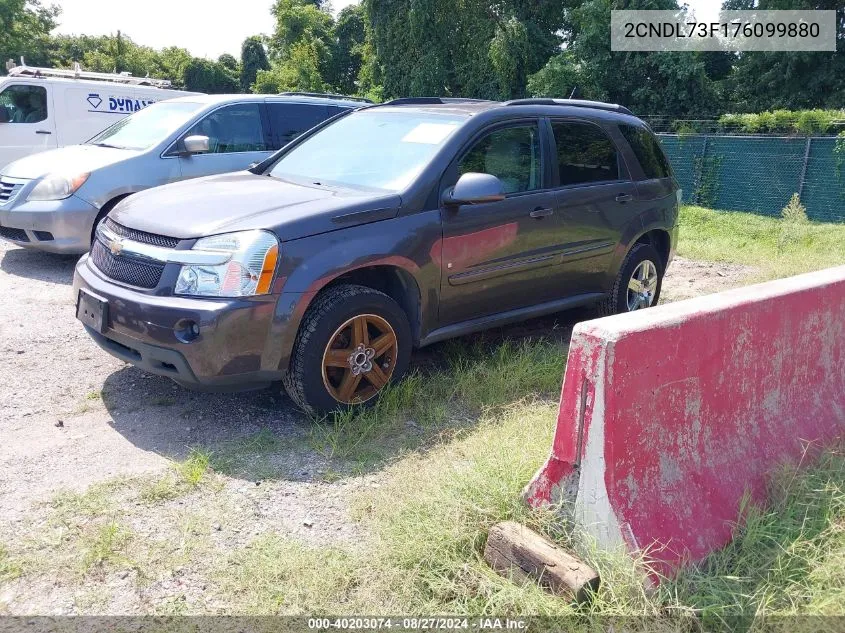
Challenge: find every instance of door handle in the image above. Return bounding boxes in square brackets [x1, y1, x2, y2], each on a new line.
[615, 193, 633, 203]
[530, 207, 554, 219]
[35, 130, 52, 135]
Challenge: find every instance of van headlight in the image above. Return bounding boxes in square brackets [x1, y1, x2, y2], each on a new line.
[27, 172, 90, 201]
[174, 230, 279, 297]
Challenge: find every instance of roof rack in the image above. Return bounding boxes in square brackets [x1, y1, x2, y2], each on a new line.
[384, 97, 492, 106]
[278, 91, 373, 104]
[5, 60, 173, 88]
[503, 98, 633, 116]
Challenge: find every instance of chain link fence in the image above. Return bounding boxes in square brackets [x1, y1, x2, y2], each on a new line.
[657, 134, 845, 222]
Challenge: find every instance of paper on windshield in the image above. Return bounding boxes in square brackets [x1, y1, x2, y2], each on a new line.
[401, 123, 459, 145]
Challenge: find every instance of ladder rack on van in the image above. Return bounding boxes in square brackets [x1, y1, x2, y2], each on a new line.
[5, 61, 173, 89]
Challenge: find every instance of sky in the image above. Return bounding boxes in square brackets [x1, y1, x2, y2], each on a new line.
[52, 0, 723, 61]
[52, 0, 360, 60]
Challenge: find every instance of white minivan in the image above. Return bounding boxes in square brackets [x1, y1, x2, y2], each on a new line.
[0, 62, 198, 169]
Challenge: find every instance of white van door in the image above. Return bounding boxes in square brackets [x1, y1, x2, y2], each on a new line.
[0, 82, 57, 170]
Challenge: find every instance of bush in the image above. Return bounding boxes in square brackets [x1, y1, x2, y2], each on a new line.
[716, 109, 845, 136]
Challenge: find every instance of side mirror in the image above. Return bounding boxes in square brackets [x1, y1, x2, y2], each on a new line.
[0, 107, 9, 123]
[443, 172, 506, 206]
[183, 135, 210, 154]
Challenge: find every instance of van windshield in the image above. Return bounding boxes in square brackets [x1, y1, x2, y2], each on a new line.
[268, 110, 466, 192]
[87, 101, 204, 151]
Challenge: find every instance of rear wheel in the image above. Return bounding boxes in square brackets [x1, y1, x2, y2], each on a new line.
[598, 243, 664, 316]
[283, 284, 412, 414]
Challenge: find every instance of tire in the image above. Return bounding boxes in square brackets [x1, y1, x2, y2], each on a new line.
[597, 242, 664, 317]
[283, 284, 412, 415]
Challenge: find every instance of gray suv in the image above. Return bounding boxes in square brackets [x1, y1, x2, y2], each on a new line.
[72, 97, 679, 413]
[0, 93, 365, 253]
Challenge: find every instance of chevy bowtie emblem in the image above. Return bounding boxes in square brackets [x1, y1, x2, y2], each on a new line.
[109, 238, 124, 256]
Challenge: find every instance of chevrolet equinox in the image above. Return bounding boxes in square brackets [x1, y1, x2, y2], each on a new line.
[73, 97, 679, 413]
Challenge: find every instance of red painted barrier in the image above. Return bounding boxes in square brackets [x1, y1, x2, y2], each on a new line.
[525, 266, 845, 572]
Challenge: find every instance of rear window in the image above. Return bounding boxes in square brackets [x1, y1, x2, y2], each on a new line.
[620, 124, 672, 180]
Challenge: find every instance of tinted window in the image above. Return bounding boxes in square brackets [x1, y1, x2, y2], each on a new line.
[268, 102, 330, 148]
[185, 103, 268, 154]
[459, 125, 541, 194]
[620, 124, 672, 179]
[0, 85, 47, 124]
[551, 121, 619, 186]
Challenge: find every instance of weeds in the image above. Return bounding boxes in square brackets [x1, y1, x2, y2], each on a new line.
[309, 338, 566, 468]
[679, 205, 845, 280]
[81, 521, 132, 573]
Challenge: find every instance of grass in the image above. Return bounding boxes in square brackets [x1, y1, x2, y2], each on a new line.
[139, 448, 213, 503]
[678, 205, 845, 281]
[310, 338, 567, 470]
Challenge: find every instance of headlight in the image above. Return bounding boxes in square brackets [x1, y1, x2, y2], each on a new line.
[27, 172, 90, 201]
[174, 230, 279, 297]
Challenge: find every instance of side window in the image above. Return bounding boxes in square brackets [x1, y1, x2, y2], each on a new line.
[620, 124, 672, 180]
[184, 103, 267, 154]
[458, 124, 541, 194]
[267, 103, 330, 149]
[0, 85, 48, 124]
[551, 121, 619, 187]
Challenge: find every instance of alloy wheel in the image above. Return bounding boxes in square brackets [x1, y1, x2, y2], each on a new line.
[321, 314, 398, 404]
[626, 260, 659, 311]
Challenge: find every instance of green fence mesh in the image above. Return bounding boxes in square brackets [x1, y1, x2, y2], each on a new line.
[657, 134, 845, 222]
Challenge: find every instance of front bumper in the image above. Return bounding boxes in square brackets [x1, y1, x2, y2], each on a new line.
[0, 195, 99, 254]
[73, 253, 294, 391]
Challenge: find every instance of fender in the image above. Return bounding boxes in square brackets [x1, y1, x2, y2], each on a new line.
[265, 210, 442, 373]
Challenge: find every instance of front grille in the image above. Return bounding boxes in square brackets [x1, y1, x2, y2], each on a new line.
[90, 239, 164, 289]
[104, 217, 179, 248]
[0, 178, 26, 205]
[0, 226, 29, 242]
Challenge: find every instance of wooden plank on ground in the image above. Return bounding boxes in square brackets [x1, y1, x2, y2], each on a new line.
[483, 521, 600, 604]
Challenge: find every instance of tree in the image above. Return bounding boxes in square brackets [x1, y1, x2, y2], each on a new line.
[0, 0, 59, 70]
[329, 3, 366, 95]
[217, 53, 239, 72]
[183, 58, 239, 93]
[528, 0, 722, 116]
[254, 41, 326, 93]
[363, 0, 564, 100]
[240, 36, 270, 92]
[721, 0, 845, 111]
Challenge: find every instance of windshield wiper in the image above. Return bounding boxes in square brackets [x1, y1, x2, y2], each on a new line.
[90, 142, 125, 149]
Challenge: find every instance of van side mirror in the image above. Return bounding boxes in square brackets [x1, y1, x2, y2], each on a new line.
[0, 107, 9, 123]
[183, 135, 210, 154]
[443, 172, 506, 206]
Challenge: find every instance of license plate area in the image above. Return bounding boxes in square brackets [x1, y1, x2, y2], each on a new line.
[76, 289, 109, 334]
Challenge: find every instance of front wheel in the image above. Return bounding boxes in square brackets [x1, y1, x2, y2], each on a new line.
[597, 243, 664, 316]
[283, 284, 412, 415]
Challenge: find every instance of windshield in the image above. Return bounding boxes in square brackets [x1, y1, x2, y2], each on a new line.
[268, 110, 466, 192]
[87, 101, 204, 151]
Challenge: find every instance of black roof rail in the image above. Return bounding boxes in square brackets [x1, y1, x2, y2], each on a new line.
[278, 91, 373, 104]
[384, 97, 492, 106]
[503, 98, 633, 116]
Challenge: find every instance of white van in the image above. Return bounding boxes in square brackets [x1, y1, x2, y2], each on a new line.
[0, 62, 199, 169]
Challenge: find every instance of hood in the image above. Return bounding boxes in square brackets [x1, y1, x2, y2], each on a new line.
[2, 145, 141, 179]
[110, 171, 402, 242]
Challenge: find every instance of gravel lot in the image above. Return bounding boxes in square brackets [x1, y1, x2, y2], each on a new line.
[0, 241, 754, 613]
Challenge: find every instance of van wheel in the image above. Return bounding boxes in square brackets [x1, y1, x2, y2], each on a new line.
[597, 243, 664, 316]
[283, 284, 412, 415]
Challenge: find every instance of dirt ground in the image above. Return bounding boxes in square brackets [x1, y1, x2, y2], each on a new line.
[0, 243, 754, 614]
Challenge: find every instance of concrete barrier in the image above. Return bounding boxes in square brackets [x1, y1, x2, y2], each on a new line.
[525, 265, 845, 573]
